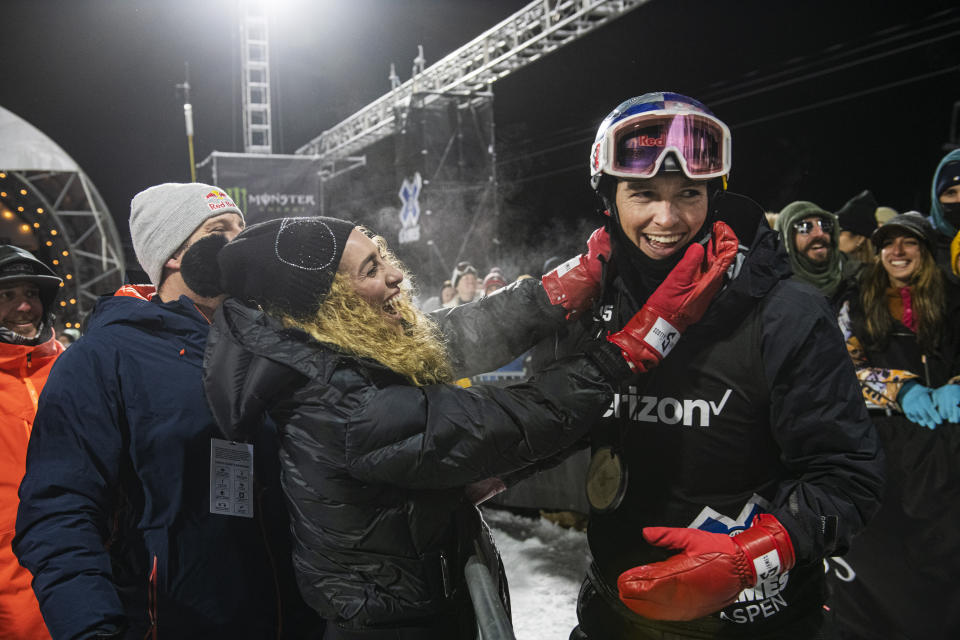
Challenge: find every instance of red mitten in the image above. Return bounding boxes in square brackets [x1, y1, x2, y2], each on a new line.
[617, 514, 796, 621]
[541, 226, 611, 319]
[607, 221, 738, 372]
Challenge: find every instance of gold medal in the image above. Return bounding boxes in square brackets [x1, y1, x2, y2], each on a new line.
[586, 446, 627, 512]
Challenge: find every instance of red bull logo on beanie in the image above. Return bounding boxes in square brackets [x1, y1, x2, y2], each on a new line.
[205, 189, 236, 212]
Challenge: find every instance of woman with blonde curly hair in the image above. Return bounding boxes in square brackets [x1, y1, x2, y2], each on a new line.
[195, 216, 733, 639]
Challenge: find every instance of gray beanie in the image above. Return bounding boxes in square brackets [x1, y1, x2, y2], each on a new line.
[129, 183, 244, 286]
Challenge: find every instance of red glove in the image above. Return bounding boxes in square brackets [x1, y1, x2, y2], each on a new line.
[618, 514, 796, 621]
[542, 226, 611, 319]
[607, 221, 738, 372]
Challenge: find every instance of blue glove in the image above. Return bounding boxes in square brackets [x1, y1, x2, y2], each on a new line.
[899, 381, 940, 429]
[931, 384, 960, 424]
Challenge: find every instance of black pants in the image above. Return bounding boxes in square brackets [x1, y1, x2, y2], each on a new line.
[322, 597, 476, 640]
[572, 578, 837, 640]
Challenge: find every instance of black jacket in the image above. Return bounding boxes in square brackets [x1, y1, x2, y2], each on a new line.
[203, 279, 629, 632]
[845, 277, 960, 389]
[569, 193, 885, 637]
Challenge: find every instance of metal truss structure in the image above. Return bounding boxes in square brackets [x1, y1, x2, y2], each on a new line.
[240, 1, 273, 153]
[1, 169, 125, 323]
[294, 0, 649, 165]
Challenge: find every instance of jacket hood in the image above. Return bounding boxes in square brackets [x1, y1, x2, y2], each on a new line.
[930, 148, 960, 236]
[698, 192, 792, 330]
[203, 298, 336, 441]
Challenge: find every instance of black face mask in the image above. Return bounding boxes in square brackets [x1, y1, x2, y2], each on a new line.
[180, 233, 229, 298]
[941, 201, 960, 230]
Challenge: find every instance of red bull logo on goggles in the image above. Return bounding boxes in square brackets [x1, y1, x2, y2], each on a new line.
[592, 110, 731, 181]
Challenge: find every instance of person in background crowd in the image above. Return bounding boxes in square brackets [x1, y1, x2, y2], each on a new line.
[481, 267, 507, 296]
[837, 211, 960, 428]
[440, 279, 455, 305]
[558, 92, 882, 640]
[831, 211, 960, 639]
[0, 245, 62, 640]
[875, 205, 897, 227]
[445, 261, 478, 307]
[835, 189, 878, 264]
[775, 200, 861, 310]
[928, 148, 960, 284]
[200, 215, 735, 639]
[418, 279, 454, 313]
[15, 184, 319, 639]
[55, 327, 79, 349]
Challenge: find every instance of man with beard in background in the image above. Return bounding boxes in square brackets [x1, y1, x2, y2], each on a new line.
[775, 200, 861, 310]
[558, 92, 884, 639]
[15, 184, 319, 639]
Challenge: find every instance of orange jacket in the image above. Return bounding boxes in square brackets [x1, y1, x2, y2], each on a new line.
[1, 333, 62, 640]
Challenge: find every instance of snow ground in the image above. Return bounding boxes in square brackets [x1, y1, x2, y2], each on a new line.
[482, 507, 590, 640]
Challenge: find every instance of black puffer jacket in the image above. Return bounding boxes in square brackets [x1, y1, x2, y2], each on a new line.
[203, 279, 628, 632]
[566, 193, 885, 637]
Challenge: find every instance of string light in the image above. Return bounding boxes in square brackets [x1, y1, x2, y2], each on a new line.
[36, 207, 43, 213]
[50, 229, 58, 236]
[33, 222, 40, 228]
[0, 191, 6, 198]
[19, 224, 30, 233]
[2, 211, 12, 219]
[0, 172, 6, 178]
[52, 259, 59, 265]
[65, 274, 73, 280]
[16, 206, 24, 212]
[19, 189, 27, 195]
[45, 241, 53, 247]
[69, 298, 76, 305]
[59, 301, 67, 307]
[65, 322, 72, 328]
[61, 250, 69, 256]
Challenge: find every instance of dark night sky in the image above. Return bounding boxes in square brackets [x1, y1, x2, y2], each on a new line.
[4, 0, 960, 282]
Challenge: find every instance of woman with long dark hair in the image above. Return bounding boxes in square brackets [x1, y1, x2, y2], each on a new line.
[832, 217, 960, 638]
[838, 211, 960, 428]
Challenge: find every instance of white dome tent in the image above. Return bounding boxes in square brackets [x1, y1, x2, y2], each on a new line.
[0, 105, 125, 327]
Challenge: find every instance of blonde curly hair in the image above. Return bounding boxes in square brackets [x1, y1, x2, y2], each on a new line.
[278, 233, 453, 386]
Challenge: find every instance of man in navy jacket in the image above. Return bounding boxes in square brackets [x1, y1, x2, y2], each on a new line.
[15, 183, 319, 639]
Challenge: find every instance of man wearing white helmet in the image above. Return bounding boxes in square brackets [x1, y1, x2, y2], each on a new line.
[561, 93, 884, 639]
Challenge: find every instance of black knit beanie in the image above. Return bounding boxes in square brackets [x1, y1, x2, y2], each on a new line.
[218, 216, 356, 318]
[835, 189, 878, 238]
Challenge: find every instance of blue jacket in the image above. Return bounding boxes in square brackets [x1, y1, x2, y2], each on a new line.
[930, 148, 960, 237]
[14, 291, 318, 639]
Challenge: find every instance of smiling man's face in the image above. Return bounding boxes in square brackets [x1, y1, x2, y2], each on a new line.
[0, 281, 43, 338]
[793, 216, 833, 265]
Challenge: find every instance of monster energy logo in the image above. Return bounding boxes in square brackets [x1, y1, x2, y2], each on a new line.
[224, 187, 247, 213]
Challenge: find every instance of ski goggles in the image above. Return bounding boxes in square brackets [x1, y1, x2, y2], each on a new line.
[792, 218, 834, 235]
[594, 110, 732, 180]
